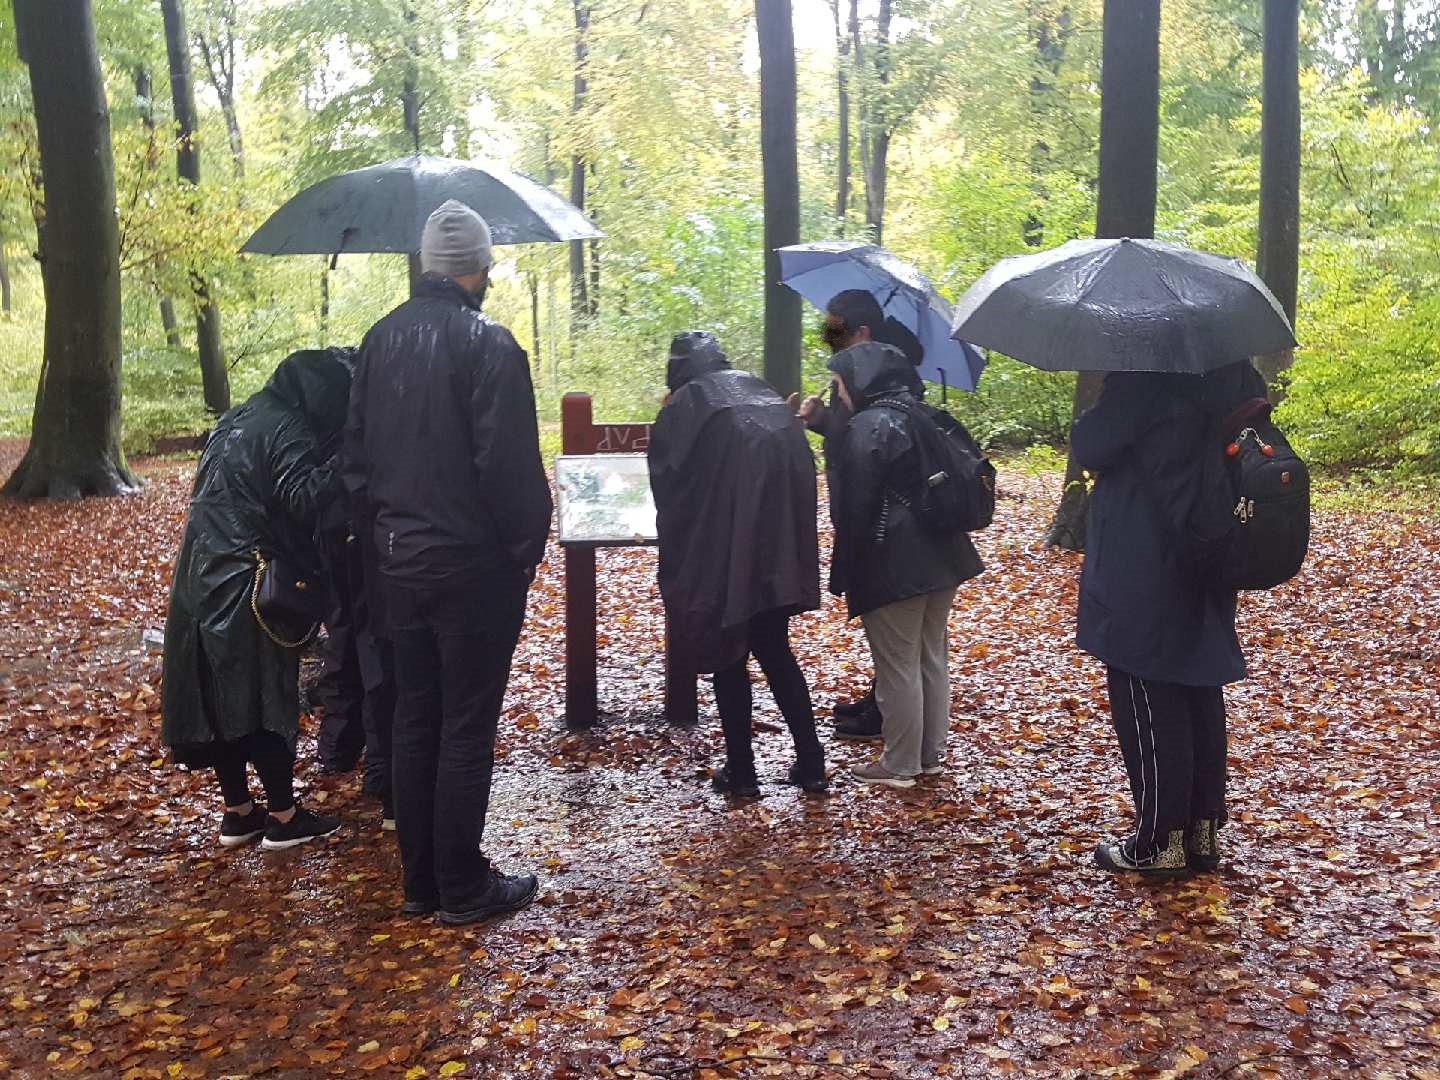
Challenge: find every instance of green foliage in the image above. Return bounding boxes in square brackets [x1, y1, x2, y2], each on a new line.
[0, 0, 1437, 478]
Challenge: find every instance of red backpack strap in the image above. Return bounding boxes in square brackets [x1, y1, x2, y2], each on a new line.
[1221, 397, 1273, 438]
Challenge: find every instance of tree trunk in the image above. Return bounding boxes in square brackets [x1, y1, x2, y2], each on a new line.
[5, 0, 138, 498]
[570, 0, 591, 325]
[136, 66, 183, 347]
[833, 0, 853, 227]
[319, 260, 330, 340]
[162, 0, 229, 415]
[755, 0, 803, 397]
[1045, 0, 1161, 550]
[1255, 0, 1300, 398]
[863, 0, 894, 244]
[587, 178, 600, 317]
[402, 0, 420, 152]
[529, 270, 542, 378]
[0, 246, 11, 316]
[193, 0, 245, 178]
[160, 296, 181, 347]
[1025, 1, 1074, 247]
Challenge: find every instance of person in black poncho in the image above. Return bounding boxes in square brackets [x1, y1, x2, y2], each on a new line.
[647, 332, 828, 797]
[161, 349, 352, 851]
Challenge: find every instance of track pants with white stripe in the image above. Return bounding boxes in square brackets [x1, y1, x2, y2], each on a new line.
[1106, 668, 1227, 857]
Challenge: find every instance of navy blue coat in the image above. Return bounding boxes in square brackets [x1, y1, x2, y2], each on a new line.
[1073, 363, 1263, 687]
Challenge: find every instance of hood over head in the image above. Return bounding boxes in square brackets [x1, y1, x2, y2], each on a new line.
[264, 347, 354, 443]
[666, 330, 731, 392]
[827, 341, 916, 407]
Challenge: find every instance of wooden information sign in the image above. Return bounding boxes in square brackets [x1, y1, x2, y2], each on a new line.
[559, 392, 698, 729]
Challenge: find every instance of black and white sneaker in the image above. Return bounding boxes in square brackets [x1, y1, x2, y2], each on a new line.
[219, 805, 268, 848]
[259, 805, 342, 851]
[1094, 829, 1188, 878]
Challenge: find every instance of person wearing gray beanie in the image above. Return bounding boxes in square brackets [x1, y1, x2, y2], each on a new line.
[419, 199, 494, 292]
[347, 193, 552, 925]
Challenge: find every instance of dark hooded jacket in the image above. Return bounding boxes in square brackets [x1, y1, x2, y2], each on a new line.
[647, 337, 820, 673]
[345, 275, 553, 587]
[827, 342, 983, 619]
[1073, 360, 1266, 686]
[161, 349, 352, 761]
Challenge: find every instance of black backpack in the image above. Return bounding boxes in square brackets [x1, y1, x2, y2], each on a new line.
[873, 398, 996, 535]
[1173, 397, 1310, 590]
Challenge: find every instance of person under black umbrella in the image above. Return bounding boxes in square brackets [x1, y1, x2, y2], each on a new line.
[648, 332, 828, 798]
[345, 201, 553, 922]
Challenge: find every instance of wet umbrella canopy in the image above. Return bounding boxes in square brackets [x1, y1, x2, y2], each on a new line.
[777, 241, 987, 391]
[242, 154, 602, 255]
[949, 237, 1297, 374]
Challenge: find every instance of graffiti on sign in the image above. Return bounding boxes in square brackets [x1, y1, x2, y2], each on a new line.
[596, 424, 650, 453]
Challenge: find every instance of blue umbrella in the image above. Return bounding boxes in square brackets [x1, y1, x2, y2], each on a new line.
[777, 241, 987, 392]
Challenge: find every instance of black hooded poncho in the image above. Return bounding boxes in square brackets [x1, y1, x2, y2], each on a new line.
[161, 349, 352, 764]
[647, 338, 820, 673]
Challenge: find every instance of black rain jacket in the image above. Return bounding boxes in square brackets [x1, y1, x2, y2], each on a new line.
[161, 349, 351, 761]
[1073, 361, 1264, 686]
[648, 351, 820, 672]
[827, 342, 983, 619]
[345, 275, 553, 586]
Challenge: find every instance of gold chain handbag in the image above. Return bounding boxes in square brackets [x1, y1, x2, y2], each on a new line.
[250, 548, 323, 649]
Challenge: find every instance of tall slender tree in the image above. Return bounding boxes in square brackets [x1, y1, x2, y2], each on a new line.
[134, 66, 183, 348]
[1255, 0, 1300, 396]
[193, 0, 245, 179]
[570, 0, 592, 323]
[161, 0, 230, 415]
[756, 0, 802, 397]
[5, 0, 138, 498]
[831, 0, 855, 227]
[1045, 0, 1161, 550]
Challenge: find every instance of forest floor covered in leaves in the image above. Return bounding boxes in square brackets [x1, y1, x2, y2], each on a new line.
[1, 442, 1437, 1079]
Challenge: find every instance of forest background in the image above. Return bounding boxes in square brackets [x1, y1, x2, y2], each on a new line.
[0, 0, 1436, 476]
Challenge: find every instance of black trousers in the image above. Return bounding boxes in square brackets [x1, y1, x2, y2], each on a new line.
[1107, 667, 1227, 858]
[359, 634, 396, 803]
[212, 731, 296, 813]
[385, 570, 529, 908]
[316, 534, 367, 770]
[712, 610, 824, 784]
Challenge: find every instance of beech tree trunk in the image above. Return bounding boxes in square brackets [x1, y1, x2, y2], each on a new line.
[1045, 0, 1161, 550]
[162, 0, 230, 415]
[756, 0, 803, 397]
[833, 0, 853, 226]
[570, 0, 591, 325]
[5, 0, 139, 498]
[1255, 0, 1301, 397]
[0, 246, 11, 316]
[194, 0, 245, 178]
[135, 67, 184, 348]
[863, 0, 894, 245]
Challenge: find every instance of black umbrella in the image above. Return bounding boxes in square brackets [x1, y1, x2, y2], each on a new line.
[242, 154, 602, 256]
[949, 238, 1297, 374]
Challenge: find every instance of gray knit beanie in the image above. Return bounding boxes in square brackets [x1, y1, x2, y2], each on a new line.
[420, 199, 494, 277]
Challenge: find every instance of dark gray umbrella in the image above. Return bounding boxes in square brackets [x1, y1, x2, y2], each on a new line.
[949, 238, 1297, 374]
[242, 154, 602, 255]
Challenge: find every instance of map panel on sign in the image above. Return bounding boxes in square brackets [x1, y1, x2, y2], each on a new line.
[555, 454, 658, 545]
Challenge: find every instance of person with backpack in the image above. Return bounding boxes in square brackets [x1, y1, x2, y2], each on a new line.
[793, 290, 928, 742]
[826, 342, 985, 788]
[1073, 359, 1275, 876]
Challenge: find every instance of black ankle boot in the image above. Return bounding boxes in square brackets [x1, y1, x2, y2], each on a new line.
[710, 765, 760, 798]
[1094, 829, 1188, 877]
[1186, 819, 1220, 872]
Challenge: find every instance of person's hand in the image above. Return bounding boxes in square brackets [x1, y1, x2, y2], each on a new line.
[787, 393, 827, 430]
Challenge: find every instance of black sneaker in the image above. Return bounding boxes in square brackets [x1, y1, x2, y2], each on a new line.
[787, 762, 830, 795]
[219, 805, 267, 848]
[1186, 818, 1220, 872]
[710, 765, 761, 798]
[1094, 829, 1188, 878]
[437, 871, 539, 926]
[401, 897, 438, 916]
[833, 688, 876, 719]
[833, 709, 883, 742]
[259, 805, 342, 851]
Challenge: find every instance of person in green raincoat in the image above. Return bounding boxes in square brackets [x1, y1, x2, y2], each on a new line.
[161, 348, 352, 851]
